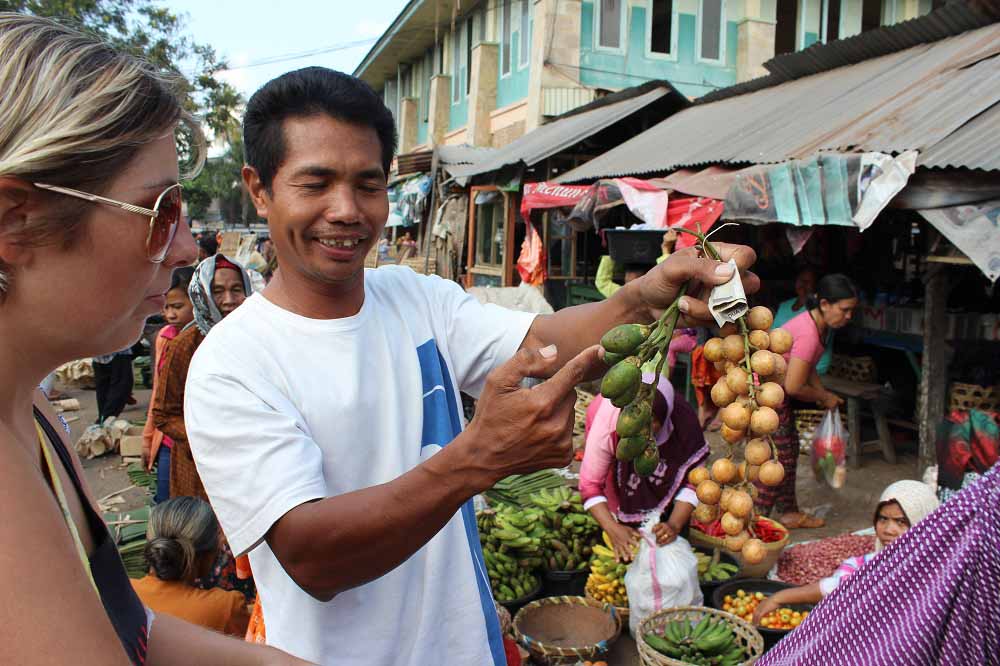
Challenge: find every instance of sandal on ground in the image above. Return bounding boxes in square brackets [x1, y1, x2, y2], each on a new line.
[778, 512, 825, 529]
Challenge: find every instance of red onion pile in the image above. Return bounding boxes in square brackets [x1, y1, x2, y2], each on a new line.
[777, 534, 876, 585]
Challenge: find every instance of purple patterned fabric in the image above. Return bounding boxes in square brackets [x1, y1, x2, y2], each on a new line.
[759, 462, 1000, 665]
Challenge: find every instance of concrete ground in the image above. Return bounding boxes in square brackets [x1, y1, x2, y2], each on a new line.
[54, 380, 920, 665]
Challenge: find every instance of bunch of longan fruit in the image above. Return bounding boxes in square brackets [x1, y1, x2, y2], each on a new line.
[686, 306, 791, 564]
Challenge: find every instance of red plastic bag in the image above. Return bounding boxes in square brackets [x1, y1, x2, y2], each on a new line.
[811, 409, 848, 488]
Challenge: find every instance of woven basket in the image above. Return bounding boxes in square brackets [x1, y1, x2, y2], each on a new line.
[513, 595, 622, 665]
[829, 354, 876, 383]
[495, 600, 512, 636]
[689, 518, 790, 578]
[949, 382, 1000, 412]
[584, 587, 630, 624]
[637, 606, 764, 666]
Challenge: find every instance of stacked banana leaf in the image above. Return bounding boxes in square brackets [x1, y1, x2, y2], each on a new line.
[484, 470, 568, 508]
[127, 463, 157, 491]
[104, 505, 151, 579]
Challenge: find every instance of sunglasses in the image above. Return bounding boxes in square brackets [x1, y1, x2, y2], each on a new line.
[33, 182, 183, 263]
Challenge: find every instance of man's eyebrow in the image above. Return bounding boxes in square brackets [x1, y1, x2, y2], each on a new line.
[289, 166, 336, 179]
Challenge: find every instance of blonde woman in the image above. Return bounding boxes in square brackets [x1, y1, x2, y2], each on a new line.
[0, 13, 309, 666]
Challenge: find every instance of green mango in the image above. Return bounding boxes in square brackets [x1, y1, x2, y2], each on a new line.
[616, 435, 648, 462]
[600, 323, 651, 355]
[610, 378, 642, 408]
[634, 445, 660, 476]
[600, 357, 642, 399]
[616, 399, 651, 437]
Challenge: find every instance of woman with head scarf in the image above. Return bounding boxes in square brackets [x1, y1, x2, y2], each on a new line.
[152, 254, 252, 499]
[752, 479, 940, 623]
[756, 464, 999, 666]
[579, 374, 709, 561]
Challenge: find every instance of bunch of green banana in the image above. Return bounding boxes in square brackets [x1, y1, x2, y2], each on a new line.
[585, 538, 629, 606]
[644, 616, 747, 666]
[478, 506, 547, 602]
[600, 321, 681, 476]
[528, 486, 601, 571]
[695, 549, 740, 583]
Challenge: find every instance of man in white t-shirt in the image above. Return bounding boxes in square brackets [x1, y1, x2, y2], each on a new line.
[184, 67, 758, 666]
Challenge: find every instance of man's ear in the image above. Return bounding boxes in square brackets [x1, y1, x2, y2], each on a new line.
[242, 166, 270, 219]
[0, 177, 39, 267]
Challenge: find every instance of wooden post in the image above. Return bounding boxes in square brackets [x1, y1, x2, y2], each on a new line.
[917, 262, 949, 473]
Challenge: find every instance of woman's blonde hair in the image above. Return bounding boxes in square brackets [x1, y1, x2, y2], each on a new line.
[0, 12, 206, 296]
[144, 497, 219, 582]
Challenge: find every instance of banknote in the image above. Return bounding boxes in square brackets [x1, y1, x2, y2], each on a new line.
[709, 258, 748, 326]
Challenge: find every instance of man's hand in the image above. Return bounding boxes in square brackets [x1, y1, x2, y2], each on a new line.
[464, 344, 603, 485]
[633, 242, 760, 327]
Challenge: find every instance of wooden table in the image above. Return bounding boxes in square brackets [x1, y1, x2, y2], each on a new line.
[823, 376, 896, 468]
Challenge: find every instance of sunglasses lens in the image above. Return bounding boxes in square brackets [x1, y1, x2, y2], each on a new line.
[148, 186, 182, 262]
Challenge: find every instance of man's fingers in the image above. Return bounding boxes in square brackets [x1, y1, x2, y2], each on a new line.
[489, 345, 561, 389]
[708, 242, 757, 273]
[535, 345, 603, 400]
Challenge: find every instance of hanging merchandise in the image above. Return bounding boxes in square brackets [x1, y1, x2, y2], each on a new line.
[723, 151, 916, 230]
[919, 200, 1000, 283]
[516, 221, 546, 286]
[519, 182, 591, 221]
[387, 174, 433, 228]
[666, 197, 725, 249]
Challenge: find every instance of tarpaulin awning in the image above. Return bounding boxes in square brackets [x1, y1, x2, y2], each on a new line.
[919, 200, 1000, 282]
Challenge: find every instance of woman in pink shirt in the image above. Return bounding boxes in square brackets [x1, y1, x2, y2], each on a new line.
[580, 374, 709, 561]
[757, 274, 858, 529]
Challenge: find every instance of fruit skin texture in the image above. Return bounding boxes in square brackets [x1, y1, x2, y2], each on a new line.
[616, 400, 651, 437]
[747, 306, 774, 331]
[725, 531, 750, 552]
[721, 512, 745, 536]
[600, 357, 641, 400]
[711, 380, 737, 407]
[768, 328, 793, 355]
[750, 406, 780, 435]
[750, 350, 776, 376]
[741, 538, 767, 564]
[688, 466, 711, 486]
[721, 402, 751, 430]
[600, 323, 650, 354]
[748, 329, 770, 350]
[759, 460, 785, 487]
[712, 458, 738, 484]
[727, 491, 754, 518]
[703, 337, 725, 363]
[697, 479, 722, 505]
[634, 446, 660, 476]
[726, 367, 750, 396]
[745, 438, 772, 465]
[721, 424, 745, 444]
[616, 435, 648, 462]
[757, 382, 785, 408]
[722, 334, 746, 363]
[693, 502, 719, 523]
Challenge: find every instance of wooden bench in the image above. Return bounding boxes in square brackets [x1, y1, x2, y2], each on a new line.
[823, 375, 896, 468]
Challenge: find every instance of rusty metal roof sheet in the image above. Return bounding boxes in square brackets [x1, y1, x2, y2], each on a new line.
[555, 23, 1000, 183]
[445, 83, 686, 182]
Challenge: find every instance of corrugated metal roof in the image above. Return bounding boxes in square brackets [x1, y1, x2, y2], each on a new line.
[435, 144, 496, 167]
[699, 0, 1000, 105]
[556, 23, 1000, 183]
[445, 85, 679, 181]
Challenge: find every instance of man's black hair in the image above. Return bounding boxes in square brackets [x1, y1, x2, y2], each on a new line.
[243, 67, 397, 190]
[198, 236, 218, 256]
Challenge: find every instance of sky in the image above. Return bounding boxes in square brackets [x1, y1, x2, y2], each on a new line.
[166, 0, 409, 99]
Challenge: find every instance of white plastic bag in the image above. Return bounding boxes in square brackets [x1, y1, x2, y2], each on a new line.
[811, 409, 848, 488]
[625, 517, 703, 637]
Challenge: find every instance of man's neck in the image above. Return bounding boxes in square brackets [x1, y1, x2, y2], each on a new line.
[262, 269, 366, 320]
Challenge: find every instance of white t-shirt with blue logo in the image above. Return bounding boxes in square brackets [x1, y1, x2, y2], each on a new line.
[184, 266, 535, 666]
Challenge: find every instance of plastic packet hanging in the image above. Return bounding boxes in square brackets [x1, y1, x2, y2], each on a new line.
[811, 409, 848, 488]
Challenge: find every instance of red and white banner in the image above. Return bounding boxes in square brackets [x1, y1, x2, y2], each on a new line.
[519, 182, 591, 220]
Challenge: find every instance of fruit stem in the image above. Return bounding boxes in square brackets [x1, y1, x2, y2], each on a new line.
[738, 318, 757, 401]
[647, 285, 688, 440]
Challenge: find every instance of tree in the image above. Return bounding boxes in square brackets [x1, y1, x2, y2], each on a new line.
[2, 0, 244, 152]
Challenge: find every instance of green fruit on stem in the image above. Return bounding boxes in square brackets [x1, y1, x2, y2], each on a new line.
[616, 435, 648, 462]
[616, 399, 651, 437]
[600, 323, 652, 355]
[601, 357, 642, 399]
[634, 445, 660, 476]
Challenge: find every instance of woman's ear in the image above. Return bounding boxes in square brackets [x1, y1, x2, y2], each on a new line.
[0, 177, 38, 267]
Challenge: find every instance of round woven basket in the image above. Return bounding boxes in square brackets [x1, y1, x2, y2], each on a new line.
[513, 595, 622, 665]
[495, 600, 512, 636]
[636, 606, 764, 666]
[689, 518, 789, 578]
[584, 588, 630, 623]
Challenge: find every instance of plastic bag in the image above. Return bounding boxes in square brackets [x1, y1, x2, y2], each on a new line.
[624, 516, 702, 637]
[812, 409, 848, 488]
